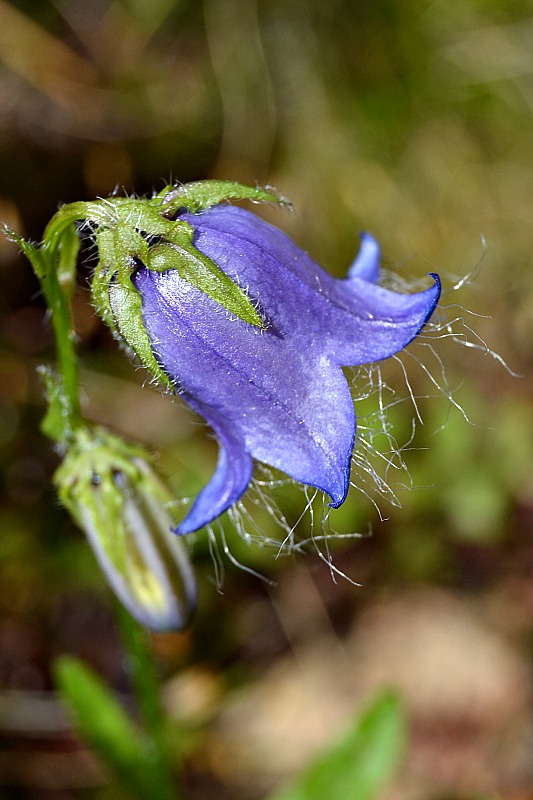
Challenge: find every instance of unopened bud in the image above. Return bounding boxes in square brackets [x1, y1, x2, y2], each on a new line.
[55, 427, 197, 631]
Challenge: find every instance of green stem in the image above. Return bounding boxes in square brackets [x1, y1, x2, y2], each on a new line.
[117, 605, 181, 800]
[43, 276, 81, 439]
[37, 220, 83, 445]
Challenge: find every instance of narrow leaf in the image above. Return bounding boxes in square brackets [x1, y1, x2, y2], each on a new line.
[55, 656, 168, 800]
[266, 690, 406, 800]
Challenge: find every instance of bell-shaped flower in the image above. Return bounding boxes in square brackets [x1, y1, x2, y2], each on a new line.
[129, 203, 440, 534]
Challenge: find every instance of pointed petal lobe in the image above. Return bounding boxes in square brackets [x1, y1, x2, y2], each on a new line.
[347, 232, 380, 282]
[175, 412, 253, 534]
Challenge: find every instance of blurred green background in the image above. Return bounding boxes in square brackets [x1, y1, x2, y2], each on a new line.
[1, 0, 533, 798]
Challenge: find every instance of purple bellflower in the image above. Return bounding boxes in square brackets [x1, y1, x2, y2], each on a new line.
[130, 202, 440, 534]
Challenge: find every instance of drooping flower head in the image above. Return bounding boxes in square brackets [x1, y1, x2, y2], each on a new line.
[91, 181, 440, 535]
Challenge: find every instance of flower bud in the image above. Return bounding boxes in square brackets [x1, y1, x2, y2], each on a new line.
[55, 427, 197, 631]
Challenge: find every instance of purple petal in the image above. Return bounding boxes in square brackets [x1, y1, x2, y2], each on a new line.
[175, 411, 253, 535]
[323, 273, 441, 364]
[135, 268, 357, 531]
[180, 207, 440, 364]
[347, 232, 380, 282]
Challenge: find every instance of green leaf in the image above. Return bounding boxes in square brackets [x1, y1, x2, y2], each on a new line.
[266, 691, 406, 800]
[55, 656, 177, 800]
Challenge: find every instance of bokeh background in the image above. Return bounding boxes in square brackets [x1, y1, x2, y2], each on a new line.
[1, 0, 533, 798]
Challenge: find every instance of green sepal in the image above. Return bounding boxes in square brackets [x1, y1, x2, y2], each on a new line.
[55, 427, 148, 571]
[149, 222, 264, 328]
[108, 278, 175, 392]
[42, 198, 168, 261]
[91, 226, 175, 392]
[159, 179, 290, 215]
[91, 229, 119, 333]
[108, 197, 175, 237]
